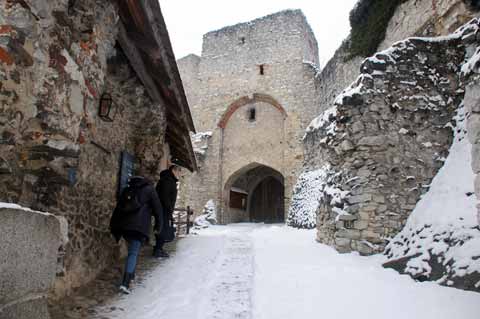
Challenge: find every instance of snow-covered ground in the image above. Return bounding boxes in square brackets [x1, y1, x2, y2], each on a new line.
[97, 224, 480, 319]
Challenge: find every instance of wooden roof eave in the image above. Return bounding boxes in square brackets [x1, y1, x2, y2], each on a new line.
[116, 0, 197, 172]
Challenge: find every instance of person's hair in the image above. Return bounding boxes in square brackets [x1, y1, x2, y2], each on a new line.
[169, 164, 180, 171]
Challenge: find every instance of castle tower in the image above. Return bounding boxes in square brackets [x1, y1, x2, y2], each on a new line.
[177, 10, 320, 223]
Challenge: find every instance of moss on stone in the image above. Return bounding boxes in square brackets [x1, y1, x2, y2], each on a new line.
[346, 0, 407, 60]
[463, 0, 480, 10]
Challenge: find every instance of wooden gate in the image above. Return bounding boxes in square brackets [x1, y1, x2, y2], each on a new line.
[249, 177, 284, 223]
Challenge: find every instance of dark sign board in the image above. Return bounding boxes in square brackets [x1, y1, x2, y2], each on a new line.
[118, 151, 135, 197]
[68, 168, 77, 186]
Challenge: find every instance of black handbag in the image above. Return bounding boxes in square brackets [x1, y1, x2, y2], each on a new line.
[162, 220, 176, 242]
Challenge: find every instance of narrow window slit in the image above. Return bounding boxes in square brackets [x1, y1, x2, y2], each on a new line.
[248, 108, 256, 121]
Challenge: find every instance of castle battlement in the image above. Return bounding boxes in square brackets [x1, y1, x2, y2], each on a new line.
[200, 9, 319, 66]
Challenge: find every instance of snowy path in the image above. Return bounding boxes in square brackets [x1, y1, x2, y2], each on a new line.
[97, 224, 480, 319]
[98, 224, 254, 319]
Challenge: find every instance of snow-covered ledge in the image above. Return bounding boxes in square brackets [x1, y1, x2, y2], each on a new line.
[0, 203, 68, 319]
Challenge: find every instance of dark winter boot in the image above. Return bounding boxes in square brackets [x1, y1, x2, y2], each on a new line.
[119, 272, 134, 294]
[153, 248, 169, 258]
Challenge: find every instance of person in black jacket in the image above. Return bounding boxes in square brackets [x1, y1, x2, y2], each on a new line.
[153, 164, 181, 258]
[110, 175, 163, 294]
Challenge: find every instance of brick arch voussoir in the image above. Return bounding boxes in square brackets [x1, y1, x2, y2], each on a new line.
[218, 93, 287, 128]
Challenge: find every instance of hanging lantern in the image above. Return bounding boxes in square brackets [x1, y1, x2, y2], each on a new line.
[99, 93, 114, 122]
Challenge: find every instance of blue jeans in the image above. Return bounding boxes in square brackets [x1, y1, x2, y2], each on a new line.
[124, 239, 142, 274]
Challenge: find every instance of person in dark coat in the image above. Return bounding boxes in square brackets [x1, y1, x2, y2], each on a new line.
[153, 164, 181, 258]
[110, 175, 163, 294]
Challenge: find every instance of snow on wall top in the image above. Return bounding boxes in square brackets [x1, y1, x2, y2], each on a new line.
[0, 202, 69, 244]
[305, 17, 480, 138]
[0, 202, 52, 217]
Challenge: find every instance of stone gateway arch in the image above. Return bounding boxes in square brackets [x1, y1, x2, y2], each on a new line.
[176, 10, 321, 223]
[218, 96, 286, 223]
[224, 163, 285, 223]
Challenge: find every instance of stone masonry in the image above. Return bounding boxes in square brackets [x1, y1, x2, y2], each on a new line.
[0, 0, 191, 298]
[177, 10, 321, 223]
[314, 0, 476, 136]
[289, 0, 478, 244]
[296, 1, 479, 257]
[0, 205, 67, 319]
[178, 1, 477, 225]
[284, 0, 480, 290]
[305, 33, 465, 254]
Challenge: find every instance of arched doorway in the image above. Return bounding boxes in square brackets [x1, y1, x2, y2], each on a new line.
[249, 176, 285, 223]
[222, 163, 285, 224]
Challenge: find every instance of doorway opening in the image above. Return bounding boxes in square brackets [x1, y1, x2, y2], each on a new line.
[249, 176, 284, 223]
[224, 163, 285, 223]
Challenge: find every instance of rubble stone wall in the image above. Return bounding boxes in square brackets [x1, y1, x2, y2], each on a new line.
[290, 0, 478, 239]
[305, 34, 464, 254]
[312, 0, 476, 140]
[464, 55, 480, 225]
[0, 0, 168, 297]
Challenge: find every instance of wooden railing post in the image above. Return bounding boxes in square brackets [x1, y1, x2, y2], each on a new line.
[186, 206, 191, 234]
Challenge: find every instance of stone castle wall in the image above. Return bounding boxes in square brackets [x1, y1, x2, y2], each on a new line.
[311, 0, 476, 141]
[379, 0, 474, 51]
[292, 0, 479, 254]
[178, 1, 479, 227]
[465, 74, 480, 226]
[0, 0, 169, 297]
[305, 35, 464, 254]
[177, 10, 321, 222]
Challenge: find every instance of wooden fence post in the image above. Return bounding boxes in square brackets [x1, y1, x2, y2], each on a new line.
[186, 206, 191, 234]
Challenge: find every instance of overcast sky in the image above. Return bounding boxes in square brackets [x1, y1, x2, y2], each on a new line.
[160, 0, 358, 67]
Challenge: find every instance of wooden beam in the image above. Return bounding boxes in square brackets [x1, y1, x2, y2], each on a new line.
[166, 129, 188, 150]
[117, 0, 197, 171]
[165, 108, 188, 128]
[166, 128, 192, 158]
[139, 0, 197, 173]
[126, 0, 147, 33]
[166, 138, 194, 170]
[125, 30, 161, 60]
[139, 0, 195, 131]
[117, 21, 165, 106]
